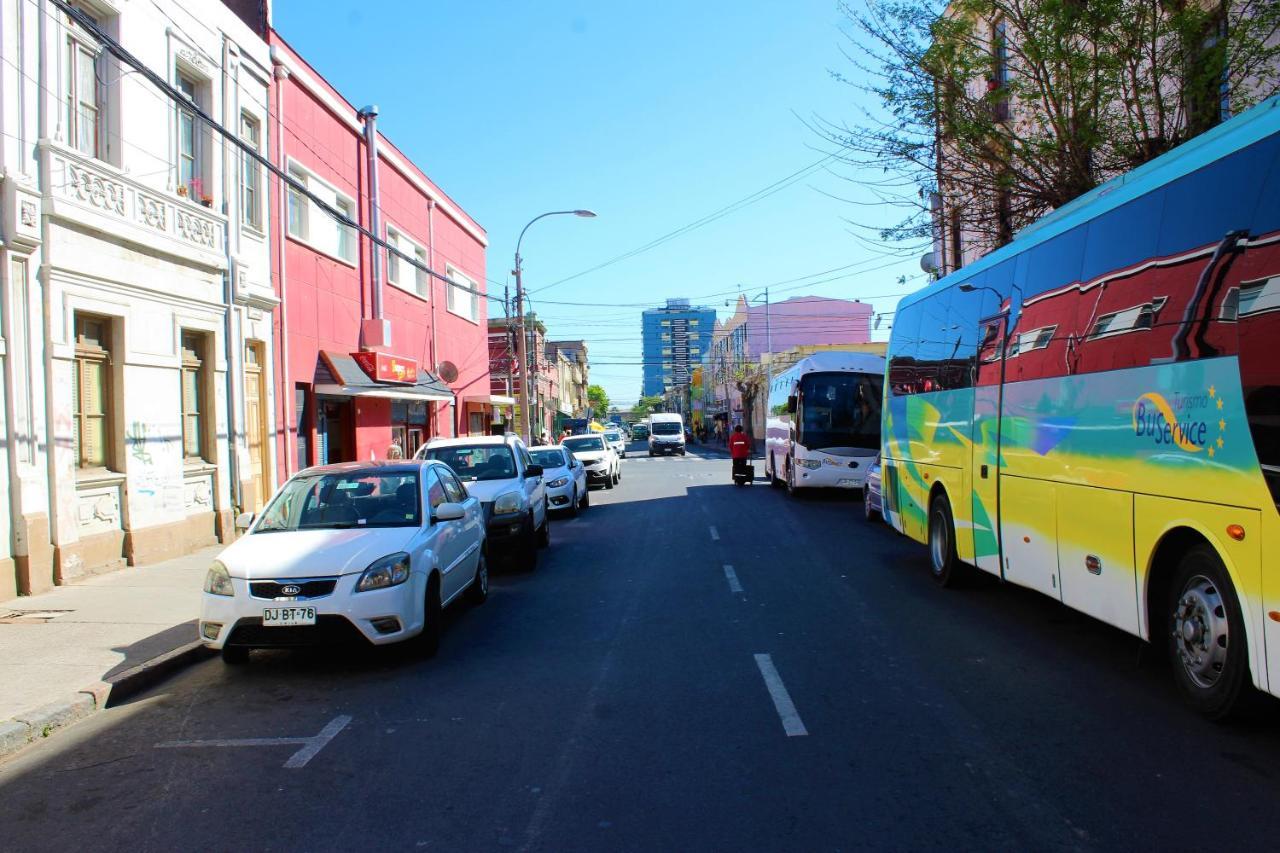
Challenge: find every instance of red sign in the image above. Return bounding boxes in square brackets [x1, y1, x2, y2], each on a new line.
[351, 351, 419, 384]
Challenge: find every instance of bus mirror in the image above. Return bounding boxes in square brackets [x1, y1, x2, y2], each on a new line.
[787, 396, 797, 414]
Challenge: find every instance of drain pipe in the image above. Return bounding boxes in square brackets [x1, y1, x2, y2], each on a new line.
[427, 199, 448, 435]
[271, 54, 295, 475]
[358, 105, 389, 350]
[220, 37, 243, 520]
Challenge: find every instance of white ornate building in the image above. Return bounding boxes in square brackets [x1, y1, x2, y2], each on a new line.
[0, 0, 278, 598]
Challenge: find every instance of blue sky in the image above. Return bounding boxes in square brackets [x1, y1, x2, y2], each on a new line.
[275, 0, 925, 405]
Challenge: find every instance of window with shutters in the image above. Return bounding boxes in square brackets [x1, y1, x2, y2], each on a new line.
[65, 4, 113, 162]
[73, 314, 113, 471]
[240, 112, 263, 231]
[180, 331, 208, 462]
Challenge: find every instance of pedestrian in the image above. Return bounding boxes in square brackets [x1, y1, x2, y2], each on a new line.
[539, 430, 550, 446]
[559, 428, 571, 442]
[728, 424, 750, 479]
[386, 442, 404, 460]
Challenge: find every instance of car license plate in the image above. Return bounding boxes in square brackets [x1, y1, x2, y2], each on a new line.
[262, 606, 316, 627]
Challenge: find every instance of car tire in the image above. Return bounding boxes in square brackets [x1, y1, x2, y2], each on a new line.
[569, 488, 580, 517]
[928, 492, 966, 587]
[537, 505, 551, 548]
[581, 488, 590, 508]
[467, 550, 489, 605]
[221, 645, 249, 665]
[417, 574, 442, 657]
[518, 519, 538, 572]
[605, 474, 614, 490]
[864, 491, 880, 522]
[1167, 544, 1251, 720]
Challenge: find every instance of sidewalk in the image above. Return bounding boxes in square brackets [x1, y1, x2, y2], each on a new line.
[0, 546, 219, 760]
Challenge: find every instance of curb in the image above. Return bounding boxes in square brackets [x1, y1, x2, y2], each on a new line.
[0, 639, 214, 764]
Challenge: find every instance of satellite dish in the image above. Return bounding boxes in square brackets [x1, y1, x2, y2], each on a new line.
[436, 360, 459, 383]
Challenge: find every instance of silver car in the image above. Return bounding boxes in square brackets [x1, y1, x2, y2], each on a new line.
[604, 429, 627, 459]
[530, 445, 589, 516]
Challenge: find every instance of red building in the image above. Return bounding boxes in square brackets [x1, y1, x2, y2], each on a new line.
[267, 36, 494, 478]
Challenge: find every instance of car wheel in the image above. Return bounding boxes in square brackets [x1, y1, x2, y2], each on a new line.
[1167, 544, 1251, 719]
[569, 488, 580, 517]
[221, 645, 249, 665]
[518, 518, 538, 571]
[928, 492, 966, 587]
[581, 488, 590, 508]
[537, 504, 551, 548]
[417, 574, 442, 657]
[467, 549, 489, 605]
[605, 473, 614, 490]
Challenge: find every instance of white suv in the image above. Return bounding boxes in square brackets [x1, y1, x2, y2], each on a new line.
[419, 435, 549, 570]
[563, 433, 620, 489]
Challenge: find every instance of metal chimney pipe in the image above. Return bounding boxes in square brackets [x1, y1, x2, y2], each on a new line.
[358, 105, 388, 347]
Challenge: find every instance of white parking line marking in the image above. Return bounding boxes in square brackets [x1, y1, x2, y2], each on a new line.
[753, 654, 808, 737]
[709, 525, 720, 541]
[155, 714, 353, 768]
[723, 565, 744, 594]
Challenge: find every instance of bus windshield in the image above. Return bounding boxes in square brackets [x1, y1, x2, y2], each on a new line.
[799, 372, 882, 451]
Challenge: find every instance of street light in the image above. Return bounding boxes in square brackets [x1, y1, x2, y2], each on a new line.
[513, 210, 597, 443]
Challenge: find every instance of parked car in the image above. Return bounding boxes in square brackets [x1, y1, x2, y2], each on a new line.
[530, 445, 588, 515]
[864, 454, 883, 522]
[200, 460, 487, 664]
[419, 435, 549, 570]
[604, 428, 627, 459]
[631, 423, 649, 441]
[563, 433, 620, 488]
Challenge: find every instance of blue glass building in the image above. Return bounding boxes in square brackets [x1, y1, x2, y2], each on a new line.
[642, 299, 718, 397]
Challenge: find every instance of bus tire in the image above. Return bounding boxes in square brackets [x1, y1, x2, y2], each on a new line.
[1166, 545, 1251, 720]
[928, 493, 964, 587]
[785, 460, 799, 498]
[769, 453, 782, 488]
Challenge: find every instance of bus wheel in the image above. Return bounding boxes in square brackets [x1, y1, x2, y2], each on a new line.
[785, 461, 799, 497]
[1167, 546, 1250, 720]
[769, 454, 782, 488]
[928, 493, 963, 587]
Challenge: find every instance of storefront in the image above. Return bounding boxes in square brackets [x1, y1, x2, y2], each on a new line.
[462, 394, 516, 436]
[298, 351, 453, 465]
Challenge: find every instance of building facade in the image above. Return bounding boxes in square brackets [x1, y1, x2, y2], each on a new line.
[266, 34, 491, 473]
[641, 298, 715, 398]
[0, 0, 278, 598]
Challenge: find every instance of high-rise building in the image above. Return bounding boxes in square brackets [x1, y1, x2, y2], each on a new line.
[641, 299, 717, 398]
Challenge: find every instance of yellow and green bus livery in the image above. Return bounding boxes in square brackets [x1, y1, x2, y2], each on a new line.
[882, 95, 1280, 718]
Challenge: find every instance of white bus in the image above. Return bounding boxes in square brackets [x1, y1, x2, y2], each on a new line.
[764, 351, 885, 495]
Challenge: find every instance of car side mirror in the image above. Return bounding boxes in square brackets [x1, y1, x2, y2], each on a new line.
[525, 464, 543, 478]
[235, 512, 254, 530]
[433, 502, 465, 522]
[787, 395, 797, 414]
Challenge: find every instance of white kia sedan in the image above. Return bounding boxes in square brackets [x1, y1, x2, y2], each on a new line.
[530, 445, 588, 515]
[200, 460, 486, 664]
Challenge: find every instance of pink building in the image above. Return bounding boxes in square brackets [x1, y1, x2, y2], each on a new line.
[733, 295, 874, 358]
[267, 35, 493, 479]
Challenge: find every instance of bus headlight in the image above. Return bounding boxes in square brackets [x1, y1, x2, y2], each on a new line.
[797, 459, 822, 470]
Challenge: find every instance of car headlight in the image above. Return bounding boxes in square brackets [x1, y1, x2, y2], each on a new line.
[204, 561, 234, 596]
[547, 476, 569, 488]
[797, 459, 823, 470]
[356, 552, 411, 592]
[493, 491, 524, 515]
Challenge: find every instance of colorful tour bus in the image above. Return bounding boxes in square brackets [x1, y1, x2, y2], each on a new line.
[765, 351, 885, 494]
[881, 96, 1280, 717]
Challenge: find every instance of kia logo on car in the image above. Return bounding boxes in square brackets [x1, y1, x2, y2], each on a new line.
[280, 584, 302, 597]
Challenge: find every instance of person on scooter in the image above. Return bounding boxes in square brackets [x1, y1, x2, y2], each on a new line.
[729, 424, 751, 479]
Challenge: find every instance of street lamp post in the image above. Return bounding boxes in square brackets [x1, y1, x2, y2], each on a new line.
[513, 209, 596, 443]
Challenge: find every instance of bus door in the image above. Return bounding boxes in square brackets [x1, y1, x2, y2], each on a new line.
[970, 315, 1006, 577]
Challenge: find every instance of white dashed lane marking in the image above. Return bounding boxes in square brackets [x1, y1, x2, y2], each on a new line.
[754, 655, 808, 737]
[723, 565, 744, 594]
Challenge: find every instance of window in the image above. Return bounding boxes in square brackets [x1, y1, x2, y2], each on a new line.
[425, 470, 447, 512]
[661, 320, 671, 326]
[386, 227, 403, 284]
[287, 167, 307, 238]
[689, 319, 700, 327]
[286, 161, 357, 263]
[73, 314, 112, 470]
[176, 71, 205, 200]
[415, 248, 430, 298]
[65, 6, 110, 160]
[441, 470, 467, 504]
[335, 198, 355, 262]
[446, 266, 479, 321]
[240, 113, 262, 230]
[180, 331, 208, 462]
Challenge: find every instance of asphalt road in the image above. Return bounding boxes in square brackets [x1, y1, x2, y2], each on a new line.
[5, 442, 1280, 851]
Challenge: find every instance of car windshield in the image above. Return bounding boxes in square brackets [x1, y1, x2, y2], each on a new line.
[564, 436, 605, 452]
[426, 445, 518, 482]
[652, 422, 681, 435]
[605, 432, 622, 441]
[530, 449, 568, 469]
[254, 470, 421, 531]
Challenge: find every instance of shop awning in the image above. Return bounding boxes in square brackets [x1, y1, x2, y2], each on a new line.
[316, 351, 454, 403]
[463, 394, 517, 406]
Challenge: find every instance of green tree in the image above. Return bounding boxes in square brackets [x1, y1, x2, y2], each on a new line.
[821, 0, 1280, 255]
[587, 384, 610, 419]
[632, 395, 664, 420]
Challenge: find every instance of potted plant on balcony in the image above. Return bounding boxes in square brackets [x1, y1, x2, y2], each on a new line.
[176, 184, 189, 198]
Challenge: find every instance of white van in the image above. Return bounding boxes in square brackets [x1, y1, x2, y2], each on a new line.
[648, 413, 686, 456]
